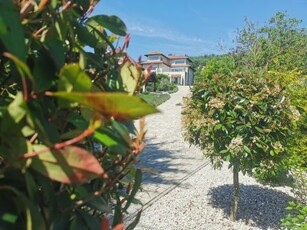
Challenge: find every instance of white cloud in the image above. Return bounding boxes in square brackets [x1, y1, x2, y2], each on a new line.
[123, 18, 231, 56]
[126, 20, 215, 47]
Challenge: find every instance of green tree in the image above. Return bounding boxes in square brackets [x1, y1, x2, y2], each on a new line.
[156, 74, 177, 93]
[183, 69, 293, 221]
[190, 55, 232, 83]
[0, 0, 157, 229]
[234, 12, 307, 74]
[183, 12, 306, 221]
[235, 12, 307, 228]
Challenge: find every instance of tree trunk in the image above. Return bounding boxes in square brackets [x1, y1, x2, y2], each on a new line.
[230, 163, 239, 221]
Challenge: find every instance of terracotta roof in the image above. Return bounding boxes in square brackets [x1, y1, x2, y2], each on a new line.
[168, 55, 192, 63]
[144, 51, 192, 61]
[144, 51, 162, 56]
[144, 51, 168, 59]
[167, 55, 188, 59]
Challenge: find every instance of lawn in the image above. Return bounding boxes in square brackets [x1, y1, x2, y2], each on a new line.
[140, 93, 171, 106]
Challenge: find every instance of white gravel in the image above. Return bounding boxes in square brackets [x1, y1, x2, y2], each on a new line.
[127, 86, 294, 230]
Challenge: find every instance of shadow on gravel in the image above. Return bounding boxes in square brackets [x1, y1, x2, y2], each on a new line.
[208, 184, 293, 229]
[136, 142, 192, 186]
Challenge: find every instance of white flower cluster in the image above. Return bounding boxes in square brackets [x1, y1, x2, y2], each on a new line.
[272, 141, 284, 152]
[227, 136, 244, 152]
[208, 97, 225, 109]
[289, 105, 301, 121]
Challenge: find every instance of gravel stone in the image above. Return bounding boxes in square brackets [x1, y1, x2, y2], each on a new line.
[126, 86, 294, 230]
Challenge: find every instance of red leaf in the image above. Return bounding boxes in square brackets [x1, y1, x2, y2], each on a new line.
[100, 217, 109, 230]
[31, 145, 105, 184]
[113, 223, 124, 230]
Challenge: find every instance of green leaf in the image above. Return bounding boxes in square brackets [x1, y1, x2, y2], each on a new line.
[270, 150, 275, 156]
[78, 211, 100, 230]
[243, 145, 251, 154]
[111, 119, 131, 146]
[44, 39, 65, 69]
[30, 145, 105, 184]
[4, 52, 34, 82]
[7, 92, 27, 123]
[86, 197, 112, 213]
[225, 154, 231, 161]
[69, 214, 86, 230]
[1, 213, 18, 224]
[214, 124, 223, 131]
[86, 15, 127, 36]
[123, 169, 142, 211]
[0, 186, 46, 230]
[120, 60, 142, 95]
[33, 50, 57, 91]
[0, 0, 26, 61]
[25, 172, 39, 204]
[58, 64, 92, 92]
[255, 126, 264, 134]
[75, 23, 97, 48]
[219, 149, 228, 154]
[94, 127, 129, 154]
[48, 92, 159, 121]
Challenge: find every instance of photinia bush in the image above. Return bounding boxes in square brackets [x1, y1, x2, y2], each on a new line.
[0, 0, 157, 229]
[183, 69, 294, 220]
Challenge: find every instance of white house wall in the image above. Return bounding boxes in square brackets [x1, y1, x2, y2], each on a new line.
[142, 52, 194, 86]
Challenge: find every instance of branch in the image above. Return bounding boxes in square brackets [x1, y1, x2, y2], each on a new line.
[21, 128, 95, 159]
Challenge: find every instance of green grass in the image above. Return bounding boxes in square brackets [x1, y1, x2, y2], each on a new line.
[140, 93, 170, 106]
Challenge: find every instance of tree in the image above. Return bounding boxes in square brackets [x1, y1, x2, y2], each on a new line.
[235, 14, 307, 225]
[234, 12, 307, 74]
[182, 12, 306, 221]
[190, 55, 229, 83]
[0, 0, 156, 229]
[183, 69, 293, 220]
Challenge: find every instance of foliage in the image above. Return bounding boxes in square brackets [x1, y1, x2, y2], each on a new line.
[140, 93, 170, 107]
[190, 54, 220, 70]
[282, 168, 307, 229]
[145, 74, 177, 93]
[291, 169, 307, 205]
[183, 12, 306, 221]
[281, 201, 307, 230]
[183, 68, 294, 221]
[191, 55, 234, 83]
[156, 74, 178, 93]
[183, 70, 293, 177]
[0, 0, 157, 229]
[234, 12, 307, 74]
[234, 11, 307, 181]
[233, 12, 307, 227]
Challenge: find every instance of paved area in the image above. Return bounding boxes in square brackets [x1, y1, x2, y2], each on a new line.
[127, 86, 207, 215]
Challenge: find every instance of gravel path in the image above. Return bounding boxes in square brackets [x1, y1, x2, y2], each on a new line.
[127, 86, 294, 230]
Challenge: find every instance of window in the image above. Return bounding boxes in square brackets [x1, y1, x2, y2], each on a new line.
[148, 55, 160, 61]
[174, 59, 185, 64]
[151, 66, 158, 71]
[172, 68, 184, 72]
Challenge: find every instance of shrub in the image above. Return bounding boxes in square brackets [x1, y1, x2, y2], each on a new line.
[281, 201, 307, 230]
[183, 69, 294, 220]
[0, 0, 157, 229]
[156, 74, 178, 93]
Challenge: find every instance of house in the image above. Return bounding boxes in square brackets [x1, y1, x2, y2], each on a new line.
[141, 51, 194, 86]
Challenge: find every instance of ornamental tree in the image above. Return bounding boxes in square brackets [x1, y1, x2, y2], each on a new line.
[0, 0, 156, 229]
[183, 67, 294, 220]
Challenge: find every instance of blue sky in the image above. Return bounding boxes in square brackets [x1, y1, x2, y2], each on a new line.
[93, 0, 307, 60]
